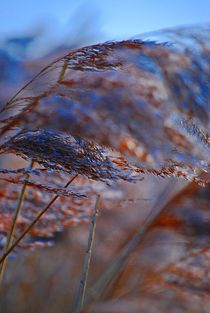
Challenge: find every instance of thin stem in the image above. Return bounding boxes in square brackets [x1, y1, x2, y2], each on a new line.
[0, 175, 78, 266]
[75, 195, 101, 313]
[58, 61, 68, 82]
[0, 159, 34, 282]
[85, 179, 189, 304]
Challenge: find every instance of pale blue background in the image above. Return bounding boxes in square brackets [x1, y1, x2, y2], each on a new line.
[1, 0, 210, 57]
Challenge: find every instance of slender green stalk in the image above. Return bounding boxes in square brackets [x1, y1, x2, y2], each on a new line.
[0, 159, 34, 282]
[0, 175, 78, 266]
[75, 195, 101, 313]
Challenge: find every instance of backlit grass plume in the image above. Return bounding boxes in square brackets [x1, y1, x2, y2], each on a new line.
[0, 25, 209, 186]
[0, 24, 209, 253]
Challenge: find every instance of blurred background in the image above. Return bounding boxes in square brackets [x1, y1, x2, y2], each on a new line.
[0, 0, 209, 105]
[1, 0, 210, 58]
[0, 1, 210, 313]
[0, 0, 210, 101]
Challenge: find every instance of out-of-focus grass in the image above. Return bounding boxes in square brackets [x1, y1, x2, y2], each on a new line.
[0, 176, 197, 313]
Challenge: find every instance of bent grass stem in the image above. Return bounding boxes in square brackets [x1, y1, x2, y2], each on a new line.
[0, 174, 78, 275]
[0, 159, 34, 283]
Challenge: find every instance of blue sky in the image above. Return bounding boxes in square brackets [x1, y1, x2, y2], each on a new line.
[1, 0, 210, 37]
[1, 0, 210, 56]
